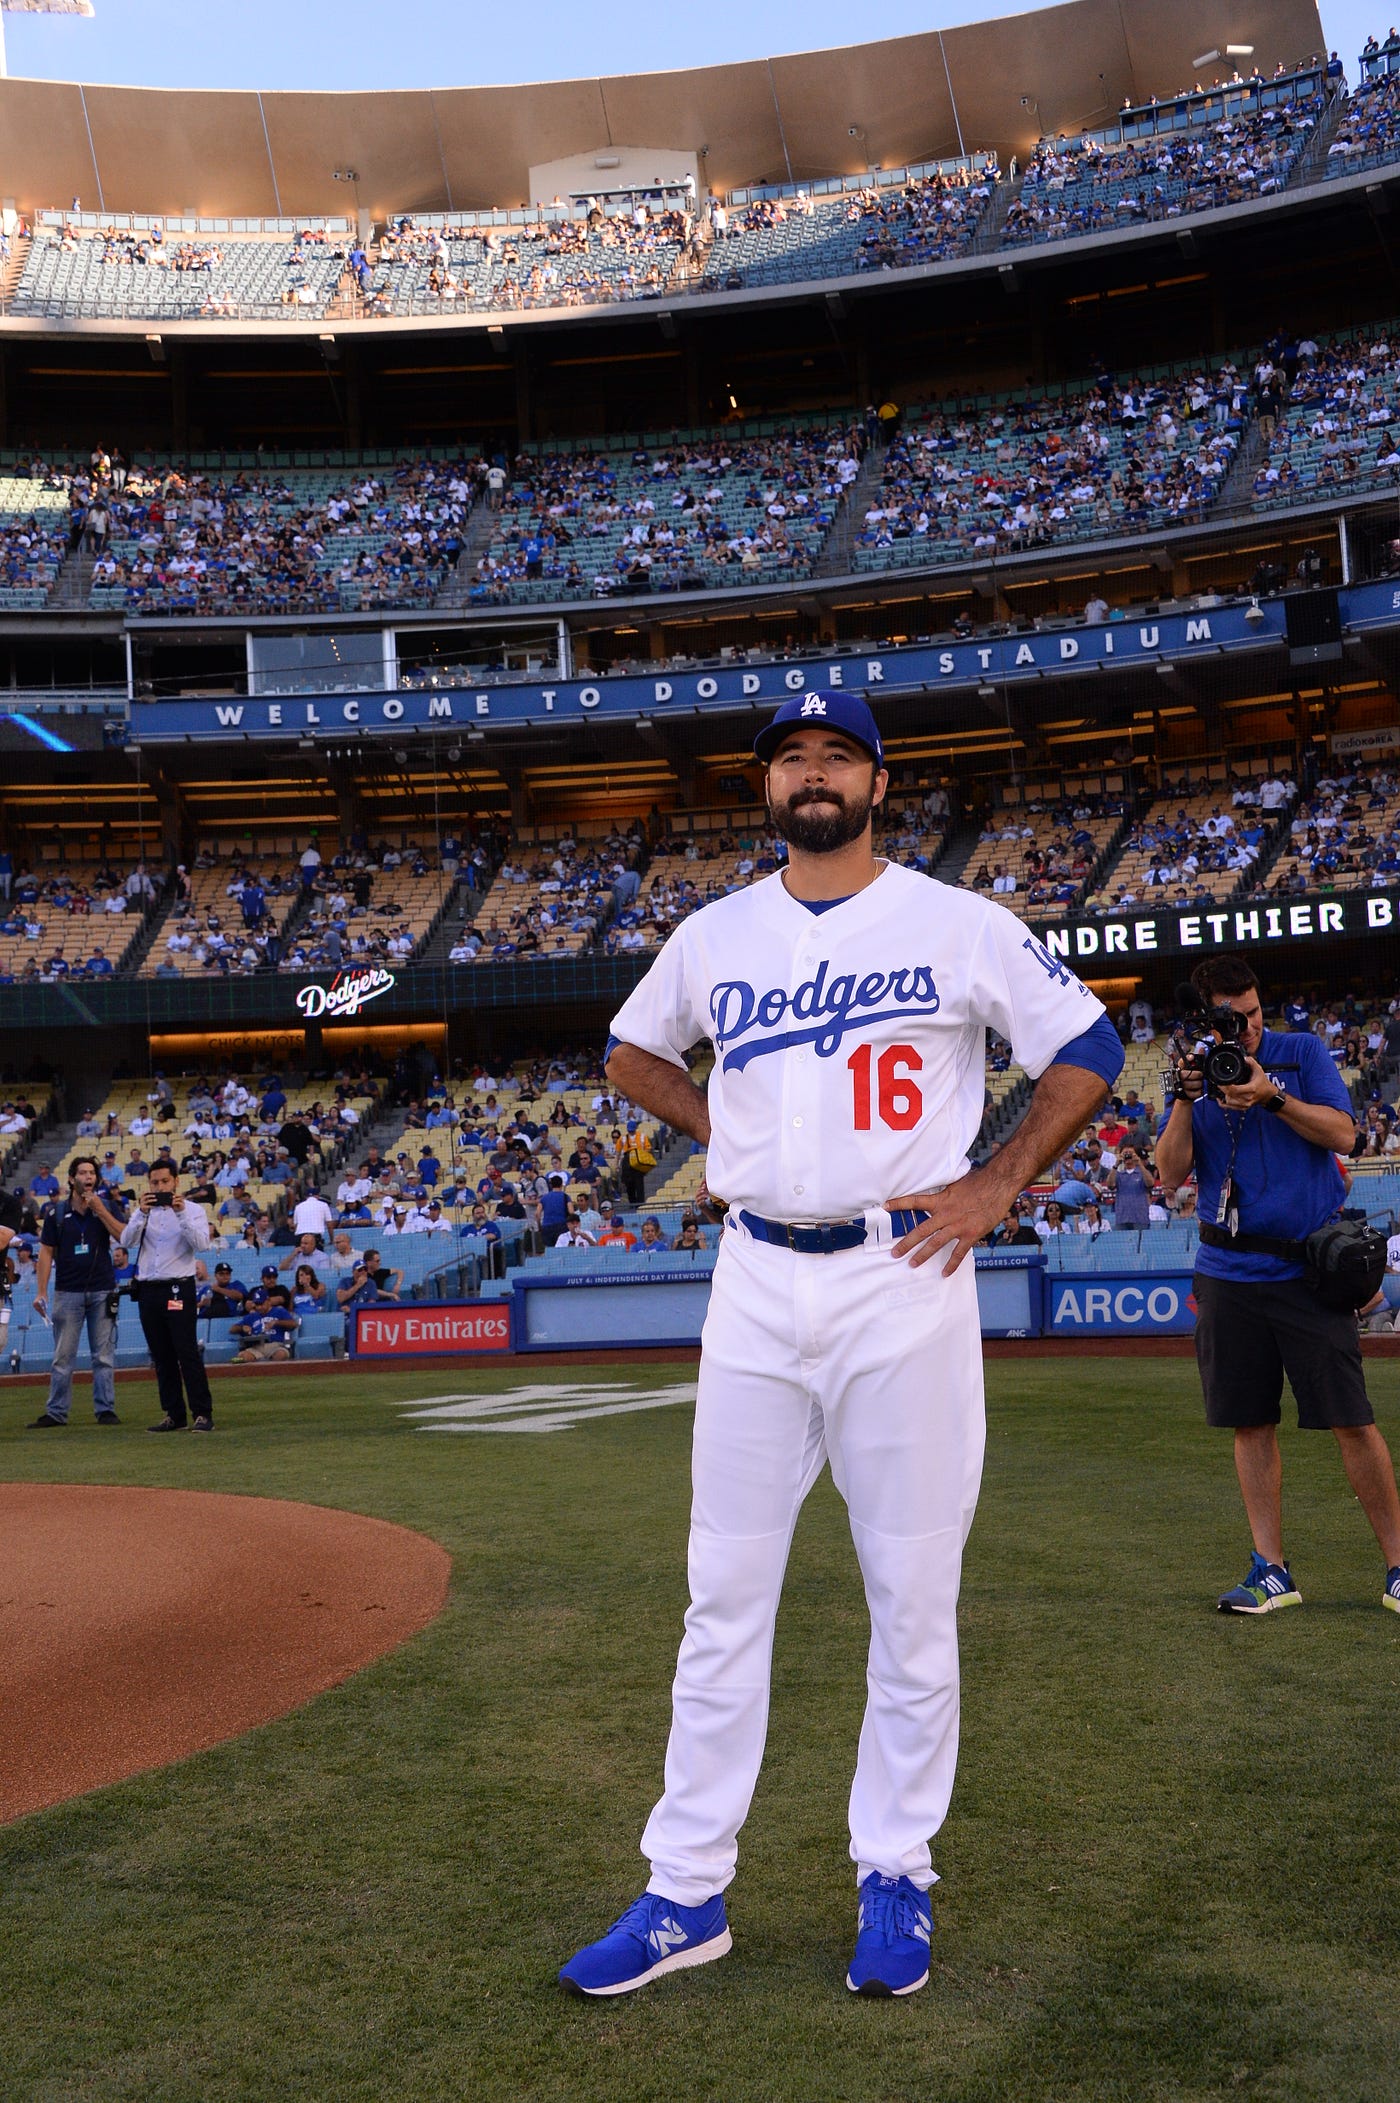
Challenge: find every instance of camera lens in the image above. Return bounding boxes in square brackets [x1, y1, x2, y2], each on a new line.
[1204, 1042, 1249, 1091]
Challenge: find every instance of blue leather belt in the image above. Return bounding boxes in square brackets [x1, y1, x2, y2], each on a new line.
[736, 1207, 930, 1253]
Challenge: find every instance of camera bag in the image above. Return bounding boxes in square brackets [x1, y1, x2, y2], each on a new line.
[1199, 1218, 1387, 1310]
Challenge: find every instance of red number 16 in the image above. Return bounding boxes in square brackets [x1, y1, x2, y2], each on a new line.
[847, 1043, 924, 1131]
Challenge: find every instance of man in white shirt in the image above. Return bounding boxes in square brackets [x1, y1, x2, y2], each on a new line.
[337, 1173, 372, 1206]
[292, 1190, 335, 1241]
[560, 689, 1117, 2001]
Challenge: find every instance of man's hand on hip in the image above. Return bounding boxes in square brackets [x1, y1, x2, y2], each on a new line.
[887, 1173, 1016, 1275]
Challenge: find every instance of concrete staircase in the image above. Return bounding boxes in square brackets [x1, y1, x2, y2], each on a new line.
[0, 232, 30, 307]
[1211, 415, 1271, 518]
[1290, 83, 1350, 191]
[969, 175, 1020, 256]
[48, 547, 93, 611]
[926, 816, 990, 890]
[434, 499, 501, 609]
[814, 438, 887, 578]
[413, 882, 481, 967]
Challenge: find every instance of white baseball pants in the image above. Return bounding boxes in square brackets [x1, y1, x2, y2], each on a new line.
[642, 1213, 986, 1904]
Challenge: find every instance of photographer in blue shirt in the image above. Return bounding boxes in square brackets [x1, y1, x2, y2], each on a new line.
[1157, 956, 1400, 1617]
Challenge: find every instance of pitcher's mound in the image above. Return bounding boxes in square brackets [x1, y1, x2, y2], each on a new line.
[0, 1483, 450, 1824]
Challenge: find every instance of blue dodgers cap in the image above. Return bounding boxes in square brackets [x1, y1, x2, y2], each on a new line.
[753, 689, 884, 766]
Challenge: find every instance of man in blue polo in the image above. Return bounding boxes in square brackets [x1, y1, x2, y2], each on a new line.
[1156, 955, 1400, 1616]
[29, 1155, 127, 1428]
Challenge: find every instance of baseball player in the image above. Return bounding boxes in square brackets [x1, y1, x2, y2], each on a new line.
[560, 691, 1123, 1999]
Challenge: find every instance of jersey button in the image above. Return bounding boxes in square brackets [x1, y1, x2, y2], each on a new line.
[792, 1116, 804, 1128]
[793, 1184, 805, 1196]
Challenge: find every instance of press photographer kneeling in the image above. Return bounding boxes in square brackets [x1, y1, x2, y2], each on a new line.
[1155, 955, 1400, 1617]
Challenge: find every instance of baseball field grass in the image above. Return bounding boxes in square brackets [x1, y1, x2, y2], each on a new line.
[2, 1357, 1398, 2103]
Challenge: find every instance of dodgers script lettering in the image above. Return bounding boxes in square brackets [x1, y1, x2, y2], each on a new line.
[296, 967, 396, 1021]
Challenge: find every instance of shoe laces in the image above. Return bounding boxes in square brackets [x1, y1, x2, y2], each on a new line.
[607, 1894, 672, 1943]
[860, 1877, 927, 1944]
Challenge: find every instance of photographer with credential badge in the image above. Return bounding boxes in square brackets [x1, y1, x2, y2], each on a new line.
[28, 1156, 126, 1428]
[1156, 956, 1400, 1617]
[118, 1160, 216, 1434]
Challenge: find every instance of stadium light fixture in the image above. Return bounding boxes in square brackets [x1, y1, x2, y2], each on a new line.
[1225, 45, 1255, 57]
[1192, 48, 1221, 67]
[0, 0, 93, 83]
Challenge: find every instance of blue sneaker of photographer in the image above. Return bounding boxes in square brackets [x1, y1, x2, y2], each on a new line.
[1217, 1551, 1302, 1614]
[559, 1892, 730, 1997]
[846, 1872, 933, 1996]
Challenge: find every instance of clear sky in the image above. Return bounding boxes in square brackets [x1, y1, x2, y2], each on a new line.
[0, 0, 1380, 95]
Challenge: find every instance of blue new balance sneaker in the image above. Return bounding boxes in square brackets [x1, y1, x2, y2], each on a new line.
[1217, 1552, 1302, 1615]
[846, 1872, 933, 1997]
[558, 1892, 730, 1997]
[1384, 1567, 1400, 1616]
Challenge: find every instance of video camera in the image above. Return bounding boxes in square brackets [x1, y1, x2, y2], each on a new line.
[1171, 988, 1252, 1099]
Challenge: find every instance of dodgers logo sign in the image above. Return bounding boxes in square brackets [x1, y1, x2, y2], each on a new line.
[296, 966, 396, 1021]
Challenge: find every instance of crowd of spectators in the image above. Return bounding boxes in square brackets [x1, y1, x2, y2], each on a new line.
[1328, 64, 1400, 170]
[470, 427, 861, 602]
[0, 860, 155, 985]
[0, 512, 66, 597]
[367, 205, 692, 316]
[963, 790, 1125, 913]
[705, 165, 997, 284]
[67, 452, 481, 615]
[1081, 784, 1284, 914]
[14, 219, 350, 320]
[1003, 89, 1323, 247]
[858, 370, 1241, 566]
[461, 829, 638, 963]
[1250, 325, 1400, 502]
[1269, 764, 1400, 893]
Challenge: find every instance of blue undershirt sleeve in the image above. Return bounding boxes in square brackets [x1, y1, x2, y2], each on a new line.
[1049, 1013, 1126, 1087]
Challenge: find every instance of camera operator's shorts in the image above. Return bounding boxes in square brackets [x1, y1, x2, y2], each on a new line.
[1193, 1273, 1373, 1430]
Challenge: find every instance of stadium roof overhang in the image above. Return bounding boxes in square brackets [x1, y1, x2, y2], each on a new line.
[0, 0, 1324, 219]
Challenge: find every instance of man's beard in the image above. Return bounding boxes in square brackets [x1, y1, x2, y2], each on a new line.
[769, 781, 877, 855]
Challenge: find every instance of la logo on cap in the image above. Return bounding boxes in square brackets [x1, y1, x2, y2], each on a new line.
[800, 695, 828, 717]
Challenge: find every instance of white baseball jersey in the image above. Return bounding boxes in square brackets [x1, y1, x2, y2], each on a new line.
[610, 862, 1105, 1219]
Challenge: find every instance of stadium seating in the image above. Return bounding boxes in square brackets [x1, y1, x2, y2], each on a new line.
[1250, 323, 1400, 508]
[369, 209, 688, 315]
[0, 472, 68, 609]
[1002, 70, 1325, 249]
[143, 859, 305, 976]
[10, 217, 351, 321]
[853, 369, 1243, 574]
[708, 161, 998, 288]
[1326, 67, 1400, 174]
[0, 862, 155, 984]
[958, 791, 1125, 919]
[470, 422, 860, 604]
[82, 455, 478, 617]
[1271, 774, 1400, 893]
[464, 833, 625, 963]
[1084, 789, 1283, 913]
